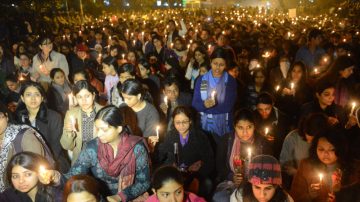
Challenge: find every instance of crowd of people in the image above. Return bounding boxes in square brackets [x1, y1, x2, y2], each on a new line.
[0, 3, 360, 202]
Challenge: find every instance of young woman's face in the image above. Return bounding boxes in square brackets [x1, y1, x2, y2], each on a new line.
[21, 86, 43, 110]
[138, 64, 149, 78]
[127, 52, 136, 63]
[339, 66, 354, 79]
[19, 55, 31, 67]
[102, 63, 113, 75]
[235, 120, 255, 141]
[174, 113, 191, 136]
[155, 180, 184, 202]
[122, 93, 141, 108]
[75, 89, 95, 112]
[252, 184, 276, 202]
[211, 58, 226, 78]
[317, 137, 337, 165]
[110, 48, 118, 57]
[11, 165, 39, 194]
[0, 112, 9, 136]
[40, 42, 53, 54]
[119, 72, 135, 84]
[95, 119, 122, 144]
[316, 87, 335, 107]
[53, 71, 65, 86]
[194, 51, 205, 63]
[67, 191, 97, 202]
[254, 71, 266, 86]
[291, 65, 303, 83]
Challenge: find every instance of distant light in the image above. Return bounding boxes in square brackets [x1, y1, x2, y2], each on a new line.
[126, 2, 129, 6]
[174, 2, 177, 6]
[156, 1, 161, 6]
[164, 2, 169, 6]
[11, 4, 15, 7]
[179, 3, 182, 6]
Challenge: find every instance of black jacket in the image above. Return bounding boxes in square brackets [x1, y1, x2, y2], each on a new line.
[156, 127, 215, 178]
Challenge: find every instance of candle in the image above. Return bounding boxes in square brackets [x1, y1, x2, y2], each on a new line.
[314, 68, 319, 74]
[323, 57, 328, 63]
[122, 54, 125, 60]
[319, 173, 323, 184]
[141, 31, 144, 40]
[275, 85, 280, 92]
[39, 165, 46, 175]
[156, 125, 160, 139]
[98, 53, 102, 59]
[290, 82, 295, 90]
[19, 75, 25, 81]
[208, 44, 211, 51]
[133, 40, 136, 46]
[187, 44, 190, 50]
[79, 30, 82, 35]
[62, 35, 65, 40]
[262, 51, 270, 58]
[170, 43, 174, 49]
[164, 96, 168, 107]
[109, 36, 112, 40]
[211, 90, 216, 100]
[189, 39, 193, 44]
[350, 102, 357, 116]
[247, 148, 252, 161]
[69, 115, 77, 132]
[264, 127, 269, 136]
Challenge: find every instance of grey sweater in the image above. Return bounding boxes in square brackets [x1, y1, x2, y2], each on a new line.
[136, 102, 160, 137]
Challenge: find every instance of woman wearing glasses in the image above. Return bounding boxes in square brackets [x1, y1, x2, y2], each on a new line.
[155, 106, 214, 199]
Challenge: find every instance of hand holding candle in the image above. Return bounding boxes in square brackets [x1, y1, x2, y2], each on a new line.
[164, 96, 168, 107]
[350, 102, 357, 116]
[211, 90, 216, 101]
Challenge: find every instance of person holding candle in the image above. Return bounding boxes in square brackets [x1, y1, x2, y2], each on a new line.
[0, 102, 55, 192]
[15, 81, 69, 173]
[155, 106, 214, 199]
[18, 52, 36, 82]
[319, 55, 355, 108]
[138, 59, 161, 106]
[72, 69, 104, 97]
[279, 113, 329, 189]
[32, 37, 69, 90]
[230, 155, 294, 202]
[159, 77, 192, 132]
[213, 108, 273, 202]
[60, 80, 103, 165]
[0, 152, 61, 202]
[254, 92, 290, 158]
[120, 79, 159, 140]
[192, 47, 237, 143]
[46, 68, 72, 117]
[300, 80, 347, 127]
[42, 105, 151, 202]
[276, 61, 313, 125]
[145, 165, 206, 202]
[290, 128, 359, 202]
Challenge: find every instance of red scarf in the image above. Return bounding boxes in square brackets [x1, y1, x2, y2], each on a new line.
[98, 133, 143, 178]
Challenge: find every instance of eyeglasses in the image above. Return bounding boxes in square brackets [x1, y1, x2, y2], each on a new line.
[174, 120, 190, 126]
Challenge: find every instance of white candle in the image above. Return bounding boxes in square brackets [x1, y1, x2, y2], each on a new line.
[164, 96, 168, 107]
[39, 165, 46, 175]
[170, 43, 174, 49]
[122, 54, 125, 60]
[187, 44, 190, 50]
[156, 126, 160, 139]
[314, 68, 319, 74]
[290, 82, 295, 95]
[275, 85, 280, 92]
[69, 115, 77, 132]
[350, 102, 357, 116]
[247, 148, 252, 161]
[208, 44, 211, 51]
[211, 90, 216, 100]
[319, 173, 323, 184]
[264, 127, 269, 136]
